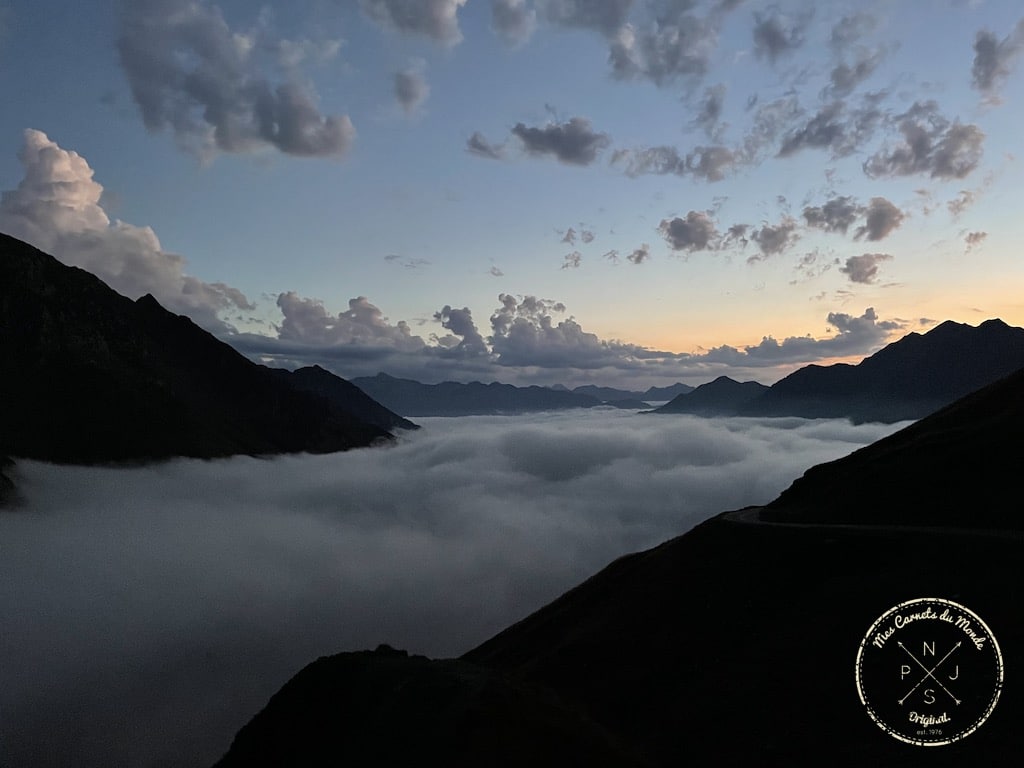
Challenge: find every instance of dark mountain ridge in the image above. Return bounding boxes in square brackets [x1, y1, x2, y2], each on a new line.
[652, 375, 768, 415]
[0, 233, 399, 471]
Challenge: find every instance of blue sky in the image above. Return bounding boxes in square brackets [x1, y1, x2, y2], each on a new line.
[1, 0, 1022, 387]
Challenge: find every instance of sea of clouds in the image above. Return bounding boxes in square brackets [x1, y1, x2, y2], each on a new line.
[0, 410, 906, 767]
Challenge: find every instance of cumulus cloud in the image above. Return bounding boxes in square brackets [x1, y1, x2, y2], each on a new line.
[492, 0, 537, 46]
[777, 97, 883, 159]
[752, 8, 812, 63]
[275, 292, 427, 351]
[561, 251, 583, 268]
[971, 19, 1024, 96]
[0, 414, 904, 766]
[511, 117, 611, 165]
[466, 131, 506, 159]
[659, 211, 719, 252]
[749, 216, 799, 260]
[394, 59, 430, 114]
[840, 253, 893, 284]
[863, 101, 984, 179]
[433, 305, 490, 355]
[854, 197, 905, 241]
[0, 129, 251, 331]
[117, 0, 355, 159]
[360, 0, 468, 45]
[802, 195, 862, 234]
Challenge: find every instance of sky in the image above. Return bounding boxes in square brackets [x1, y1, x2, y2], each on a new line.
[1, 0, 1023, 387]
[0, 411, 905, 767]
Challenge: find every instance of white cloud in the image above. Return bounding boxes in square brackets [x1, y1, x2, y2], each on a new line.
[0, 411, 905, 766]
[0, 129, 252, 331]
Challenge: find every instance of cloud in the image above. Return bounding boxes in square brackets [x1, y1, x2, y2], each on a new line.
[0, 129, 251, 332]
[777, 97, 883, 159]
[659, 211, 719, 252]
[492, 0, 537, 46]
[752, 8, 812, 63]
[964, 230, 988, 252]
[511, 117, 611, 165]
[117, 0, 355, 159]
[433, 305, 490, 355]
[802, 195, 862, 234]
[580, 228, 595, 243]
[854, 197, 905, 241]
[826, 47, 885, 99]
[0, 414, 904, 766]
[840, 253, 893, 284]
[561, 227, 577, 244]
[692, 83, 727, 141]
[394, 59, 430, 114]
[971, 20, 1024, 95]
[275, 292, 427, 351]
[538, 0, 636, 37]
[829, 13, 877, 51]
[749, 216, 799, 260]
[489, 265, 505, 277]
[561, 251, 583, 268]
[360, 0, 468, 46]
[466, 131, 506, 159]
[627, 243, 650, 263]
[863, 101, 984, 179]
[608, 4, 723, 85]
[614, 144, 737, 181]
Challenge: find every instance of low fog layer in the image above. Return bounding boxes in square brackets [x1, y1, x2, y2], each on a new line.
[0, 411, 904, 767]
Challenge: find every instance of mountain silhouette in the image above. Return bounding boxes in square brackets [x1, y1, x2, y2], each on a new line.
[215, 364, 1024, 767]
[351, 373, 644, 416]
[0, 233, 399, 471]
[652, 375, 768, 415]
[741, 318, 1024, 422]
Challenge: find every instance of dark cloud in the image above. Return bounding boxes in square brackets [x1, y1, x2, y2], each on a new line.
[722, 222, 749, 248]
[752, 8, 812, 63]
[492, 0, 537, 46]
[777, 97, 884, 159]
[802, 195, 863, 234]
[360, 0, 468, 45]
[627, 243, 650, 263]
[117, 0, 354, 159]
[863, 101, 984, 179]
[840, 253, 893, 284]
[539, 0, 636, 37]
[394, 60, 430, 114]
[971, 20, 1024, 95]
[659, 211, 719, 252]
[0, 415, 900, 766]
[466, 131, 505, 159]
[433, 305, 490, 355]
[691, 83, 727, 141]
[750, 216, 799, 259]
[0, 129, 251, 332]
[511, 117, 611, 165]
[854, 197, 905, 241]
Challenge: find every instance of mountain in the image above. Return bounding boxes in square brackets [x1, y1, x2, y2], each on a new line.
[742, 318, 1024, 422]
[351, 373, 644, 416]
[0, 233, 394, 470]
[572, 384, 648, 401]
[642, 382, 694, 400]
[269, 365, 417, 432]
[652, 376, 768, 415]
[215, 366, 1024, 767]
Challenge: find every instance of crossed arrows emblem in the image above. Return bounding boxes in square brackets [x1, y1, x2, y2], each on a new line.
[898, 641, 962, 706]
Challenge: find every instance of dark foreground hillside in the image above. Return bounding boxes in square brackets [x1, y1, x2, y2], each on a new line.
[0, 233, 400, 469]
[214, 370, 1024, 766]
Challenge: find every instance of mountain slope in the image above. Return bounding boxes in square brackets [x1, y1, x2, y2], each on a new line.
[0, 232, 391, 465]
[652, 375, 768, 415]
[743, 319, 1024, 422]
[351, 373, 629, 416]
